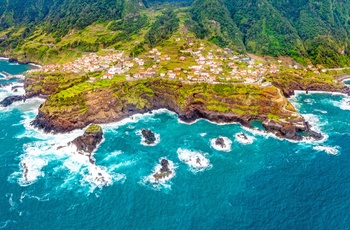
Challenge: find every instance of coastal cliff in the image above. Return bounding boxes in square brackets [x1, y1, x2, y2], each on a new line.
[70, 124, 103, 164]
[27, 76, 326, 141]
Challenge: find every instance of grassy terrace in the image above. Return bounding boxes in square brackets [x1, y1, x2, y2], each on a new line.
[85, 124, 102, 133]
[265, 68, 347, 96]
[30, 70, 295, 125]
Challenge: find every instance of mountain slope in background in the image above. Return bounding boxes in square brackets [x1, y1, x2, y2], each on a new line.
[1, 0, 350, 67]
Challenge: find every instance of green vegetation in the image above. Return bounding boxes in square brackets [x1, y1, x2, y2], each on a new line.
[265, 68, 347, 96]
[145, 10, 179, 47]
[189, 0, 350, 67]
[85, 124, 102, 133]
[29, 70, 294, 123]
[1, 0, 350, 66]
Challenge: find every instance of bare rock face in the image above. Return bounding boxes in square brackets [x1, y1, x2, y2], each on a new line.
[70, 124, 103, 163]
[141, 129, 156, 145]
[160, 159, 170, 173]
[153, 159, 172, 182]
[215, 137, 226, 148]
[262, 119, 323, 141]
[30, 79, 325, 141]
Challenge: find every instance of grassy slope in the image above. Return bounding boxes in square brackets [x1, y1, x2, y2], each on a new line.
[33, 76, 296, 124]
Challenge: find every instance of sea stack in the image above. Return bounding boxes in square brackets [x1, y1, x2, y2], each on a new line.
[153, 159, 172, 182]
[215, 137, 226, 148]
[141, 129, 156, 145]
[70, 124, 103, 163]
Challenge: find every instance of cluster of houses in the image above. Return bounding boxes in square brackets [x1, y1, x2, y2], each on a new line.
[30, 45, 285, 85]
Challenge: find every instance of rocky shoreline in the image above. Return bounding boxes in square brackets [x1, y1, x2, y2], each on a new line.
[3, 65, 349, 141]
[69, 124, 103, 164]
[0, 54, 42, 66]
[31, 94, 323, 141]
[273, 79, 350, 98]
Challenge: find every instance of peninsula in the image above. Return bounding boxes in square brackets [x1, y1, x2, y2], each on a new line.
[1, 1, 350, 142]
[22, 48, 349, 141]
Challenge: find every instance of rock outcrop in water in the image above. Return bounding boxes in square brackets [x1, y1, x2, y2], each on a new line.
[141, 129, 156, 145]
[215, 137, 226, 148]
[153, 159, 172, 182]
[70, 124, 103, 164]
[236, 133, 248, 140]
[262, 120, 323, 141]
[0, 95, 26, 107]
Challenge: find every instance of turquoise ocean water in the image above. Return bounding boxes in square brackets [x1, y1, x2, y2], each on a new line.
[1, 59, 350, 229]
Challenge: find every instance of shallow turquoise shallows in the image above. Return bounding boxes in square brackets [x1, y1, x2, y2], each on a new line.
[1, 59, 350, 229]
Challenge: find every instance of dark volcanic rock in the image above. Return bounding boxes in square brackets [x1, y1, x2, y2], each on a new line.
[8, 57, 30, 65]
[153, 158, 173, 182]
[263, 120, 303, 141]
[0, 95, 26, 107]
[215, 137, 226, 148]
[30, 79, 325, 142]
[70, 124, 103, 163]
[262, 119, 323, 141]
[308, 130, 323, 141]
[160, 159, 170, 173]
[237, 133, 248, 140]
[0, 82, 12, 88]
[141, 129, 156, 145]
[12, 85, 22, 91]
[22, 162, 29, 181]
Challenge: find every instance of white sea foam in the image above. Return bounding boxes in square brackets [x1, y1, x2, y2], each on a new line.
[101, 150, 123, 162]
[331, 97, 350, 110]
[136, 129, 160, 146]
[6, 193, 17, 211]
[28, 63, 42, 69]
[100, 109, 174, 131]
[235, 133, 255, 145]
[0, 82, 25, 101]
[18, 145, 49, 185]
[313, 145, 340, 155]
[293, 90, 348, 97]
[0, 220, 15, 229]
[82, 165, 114, 188]
[178, 117, 239, 126]
[19, 191, 50, 203]
[314, 109, 327, 114]
[210, 136, 232, 152]
[200, 133, 207, 137]
[303, 99, 312, 103]
[302, 114, 327, 133]
[9, 105, 125, 191]
[177, 148, 211, 173]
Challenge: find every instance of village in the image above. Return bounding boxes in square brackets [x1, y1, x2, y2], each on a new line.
[33, 42, 321, 86]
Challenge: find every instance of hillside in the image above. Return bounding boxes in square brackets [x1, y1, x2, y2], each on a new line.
[0, 0, 350, 67]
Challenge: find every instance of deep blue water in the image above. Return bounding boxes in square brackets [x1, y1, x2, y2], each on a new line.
[1, 60, 350, 229]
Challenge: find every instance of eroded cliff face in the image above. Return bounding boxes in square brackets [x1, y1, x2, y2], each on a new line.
[28, 78, 321, 141]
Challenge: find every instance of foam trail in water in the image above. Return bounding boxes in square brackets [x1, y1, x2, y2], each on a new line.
[313, 145, 340, 155]
[0, 220, 15, 229]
